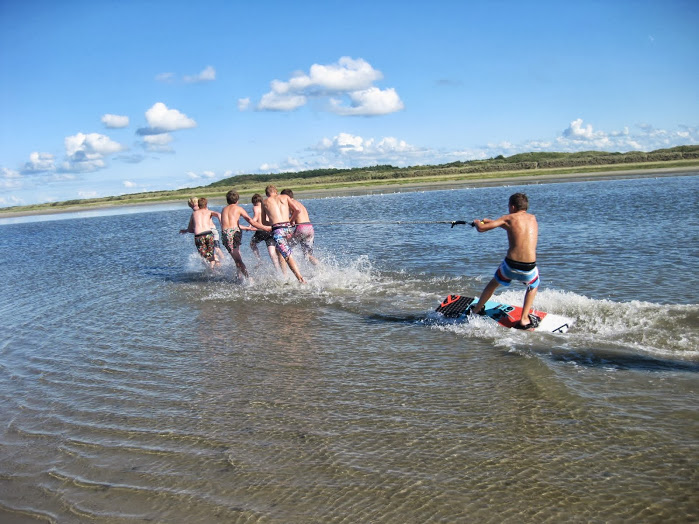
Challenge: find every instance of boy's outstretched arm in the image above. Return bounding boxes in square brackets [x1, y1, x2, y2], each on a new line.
[473, 216, 505, 232]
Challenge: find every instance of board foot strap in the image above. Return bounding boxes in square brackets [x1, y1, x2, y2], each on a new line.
[436, 295, 475, 318]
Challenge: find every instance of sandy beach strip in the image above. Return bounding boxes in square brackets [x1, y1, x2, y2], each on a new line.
[1, 165, 697, 219]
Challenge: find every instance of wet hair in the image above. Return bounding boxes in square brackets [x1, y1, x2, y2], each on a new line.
[226, 190, 239, 204]
[188, 197, 198, 208]
[265, 185, 277, 197]
[509, 193, 528, 211]
[251, 193, 262, 205]
[198, 197, 208, 208]
[280, 189, 293, 198]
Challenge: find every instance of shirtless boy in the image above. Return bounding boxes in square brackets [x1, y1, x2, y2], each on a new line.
[220, 190, 271, 280]
[248, 193, 282, 271]
[469, 193, 541, 329]
[262, 185, 306, 283]
[281, 189, 319, 265]
[179, 197, 221, 269]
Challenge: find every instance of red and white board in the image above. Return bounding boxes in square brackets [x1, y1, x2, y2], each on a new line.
[436, 295, 573, 334]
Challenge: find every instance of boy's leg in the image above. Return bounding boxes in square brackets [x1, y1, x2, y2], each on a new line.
[471, 278, 500, 314]
[285, 255, 306, 283]
[250, 238, 262, 261]
[267, 244, 282, 271]
[232, 248, 249, 278]
[519, 287, 538, 327]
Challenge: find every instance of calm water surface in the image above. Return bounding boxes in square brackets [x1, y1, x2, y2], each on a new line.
[1, 175, 697, 523]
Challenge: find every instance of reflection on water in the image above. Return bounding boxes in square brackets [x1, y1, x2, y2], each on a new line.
[0, 175, 697, 522]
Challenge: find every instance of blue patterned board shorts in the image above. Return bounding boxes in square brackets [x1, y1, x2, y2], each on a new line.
[494, 257, 540, 290]
[272, 222, 295, 260]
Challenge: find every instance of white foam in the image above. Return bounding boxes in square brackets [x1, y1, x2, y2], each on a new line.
[190, 253, 698, 360]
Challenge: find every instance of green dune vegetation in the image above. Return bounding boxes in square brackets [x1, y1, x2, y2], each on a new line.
[3, 145, 699, 215]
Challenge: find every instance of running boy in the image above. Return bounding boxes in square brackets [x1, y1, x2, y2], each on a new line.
[220, 190, 271, 280]
[262, 185, 306, 283]
[469, 193, 541, 329]
[248, 193, 282, 271]
[179, 197, 221, 269]
[281, 189, 319, 265]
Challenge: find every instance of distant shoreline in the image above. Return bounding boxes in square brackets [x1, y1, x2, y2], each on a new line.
[2, 165, 697, 219]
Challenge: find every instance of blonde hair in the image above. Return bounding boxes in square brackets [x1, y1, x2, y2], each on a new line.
[188, 197, 198, 208]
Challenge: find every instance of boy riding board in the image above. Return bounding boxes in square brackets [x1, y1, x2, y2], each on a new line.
[262, 185, 306, 283]
[220, 190, 271, 280]
[469, 193, 541, 329]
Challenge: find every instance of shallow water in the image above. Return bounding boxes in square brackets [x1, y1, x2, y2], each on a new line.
[1, 175, 697, 523]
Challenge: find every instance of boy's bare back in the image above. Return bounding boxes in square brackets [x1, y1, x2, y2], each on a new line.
[290, 200, 310, 224]
[263, 193, 293, 224]
[221, 204, 247, 230]
[191, 207, 217, 235]
[502, 211, 538, 263]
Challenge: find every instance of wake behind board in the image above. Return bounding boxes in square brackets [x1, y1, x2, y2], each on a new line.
[436, 295, 573, 334]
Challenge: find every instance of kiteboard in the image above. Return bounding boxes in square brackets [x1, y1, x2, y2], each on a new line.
[435, 294, 573, 333]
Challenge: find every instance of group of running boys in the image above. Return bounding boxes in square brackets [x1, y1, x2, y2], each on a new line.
[180, 185, 317, 284]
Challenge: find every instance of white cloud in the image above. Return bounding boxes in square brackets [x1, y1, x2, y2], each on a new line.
[1, 167, 23, 189]
[290, 56, 381, 92]
[562, 118, 602, 140]
[553, 118, 689, 152]
[257, 119, 699, 176]
[155, 72, 175, 83]
[258, 91, 307, 111]
[476, 119, 698, 157]
[78, 190, 98, 198]
[251, 132, 426, 173]
[330, 87, 404, 116]
[253, 57, 403, 116]
[138, 102, 196, 135]
[314, 132, 421, 159]
[238, 97, 251, 111]
[0, 194, 24, 206]
[65, 133, 124, 156]
[187, 170, 220, 180]
[61, 132, 126, 173]
[21, 152, 56, 173]
[123, 180, 136, 188]
[184, 65, 216, 83]
[142, 133, 174, 152]
[101, 114, 129, 128]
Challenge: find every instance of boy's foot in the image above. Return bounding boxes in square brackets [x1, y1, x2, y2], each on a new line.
[466, 306, 486, 316]
[514, 314, 541, 330]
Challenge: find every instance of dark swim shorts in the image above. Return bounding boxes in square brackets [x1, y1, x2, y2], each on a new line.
[194, 231, 215, 261]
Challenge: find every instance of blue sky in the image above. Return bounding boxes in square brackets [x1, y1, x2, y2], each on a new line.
[1, 0, 697, 207]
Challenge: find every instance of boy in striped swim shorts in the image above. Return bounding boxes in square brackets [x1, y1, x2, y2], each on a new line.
[468, 193, 541, 329]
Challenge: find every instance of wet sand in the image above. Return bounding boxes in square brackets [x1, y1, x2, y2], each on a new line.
[2, 165, 697, 219]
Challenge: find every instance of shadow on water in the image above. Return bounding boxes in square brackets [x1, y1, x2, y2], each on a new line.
[143, 267, 239, 285]
[546, 349, 699, 373]
[365, 312, 434, 325]
[368, 313, 699, 373]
